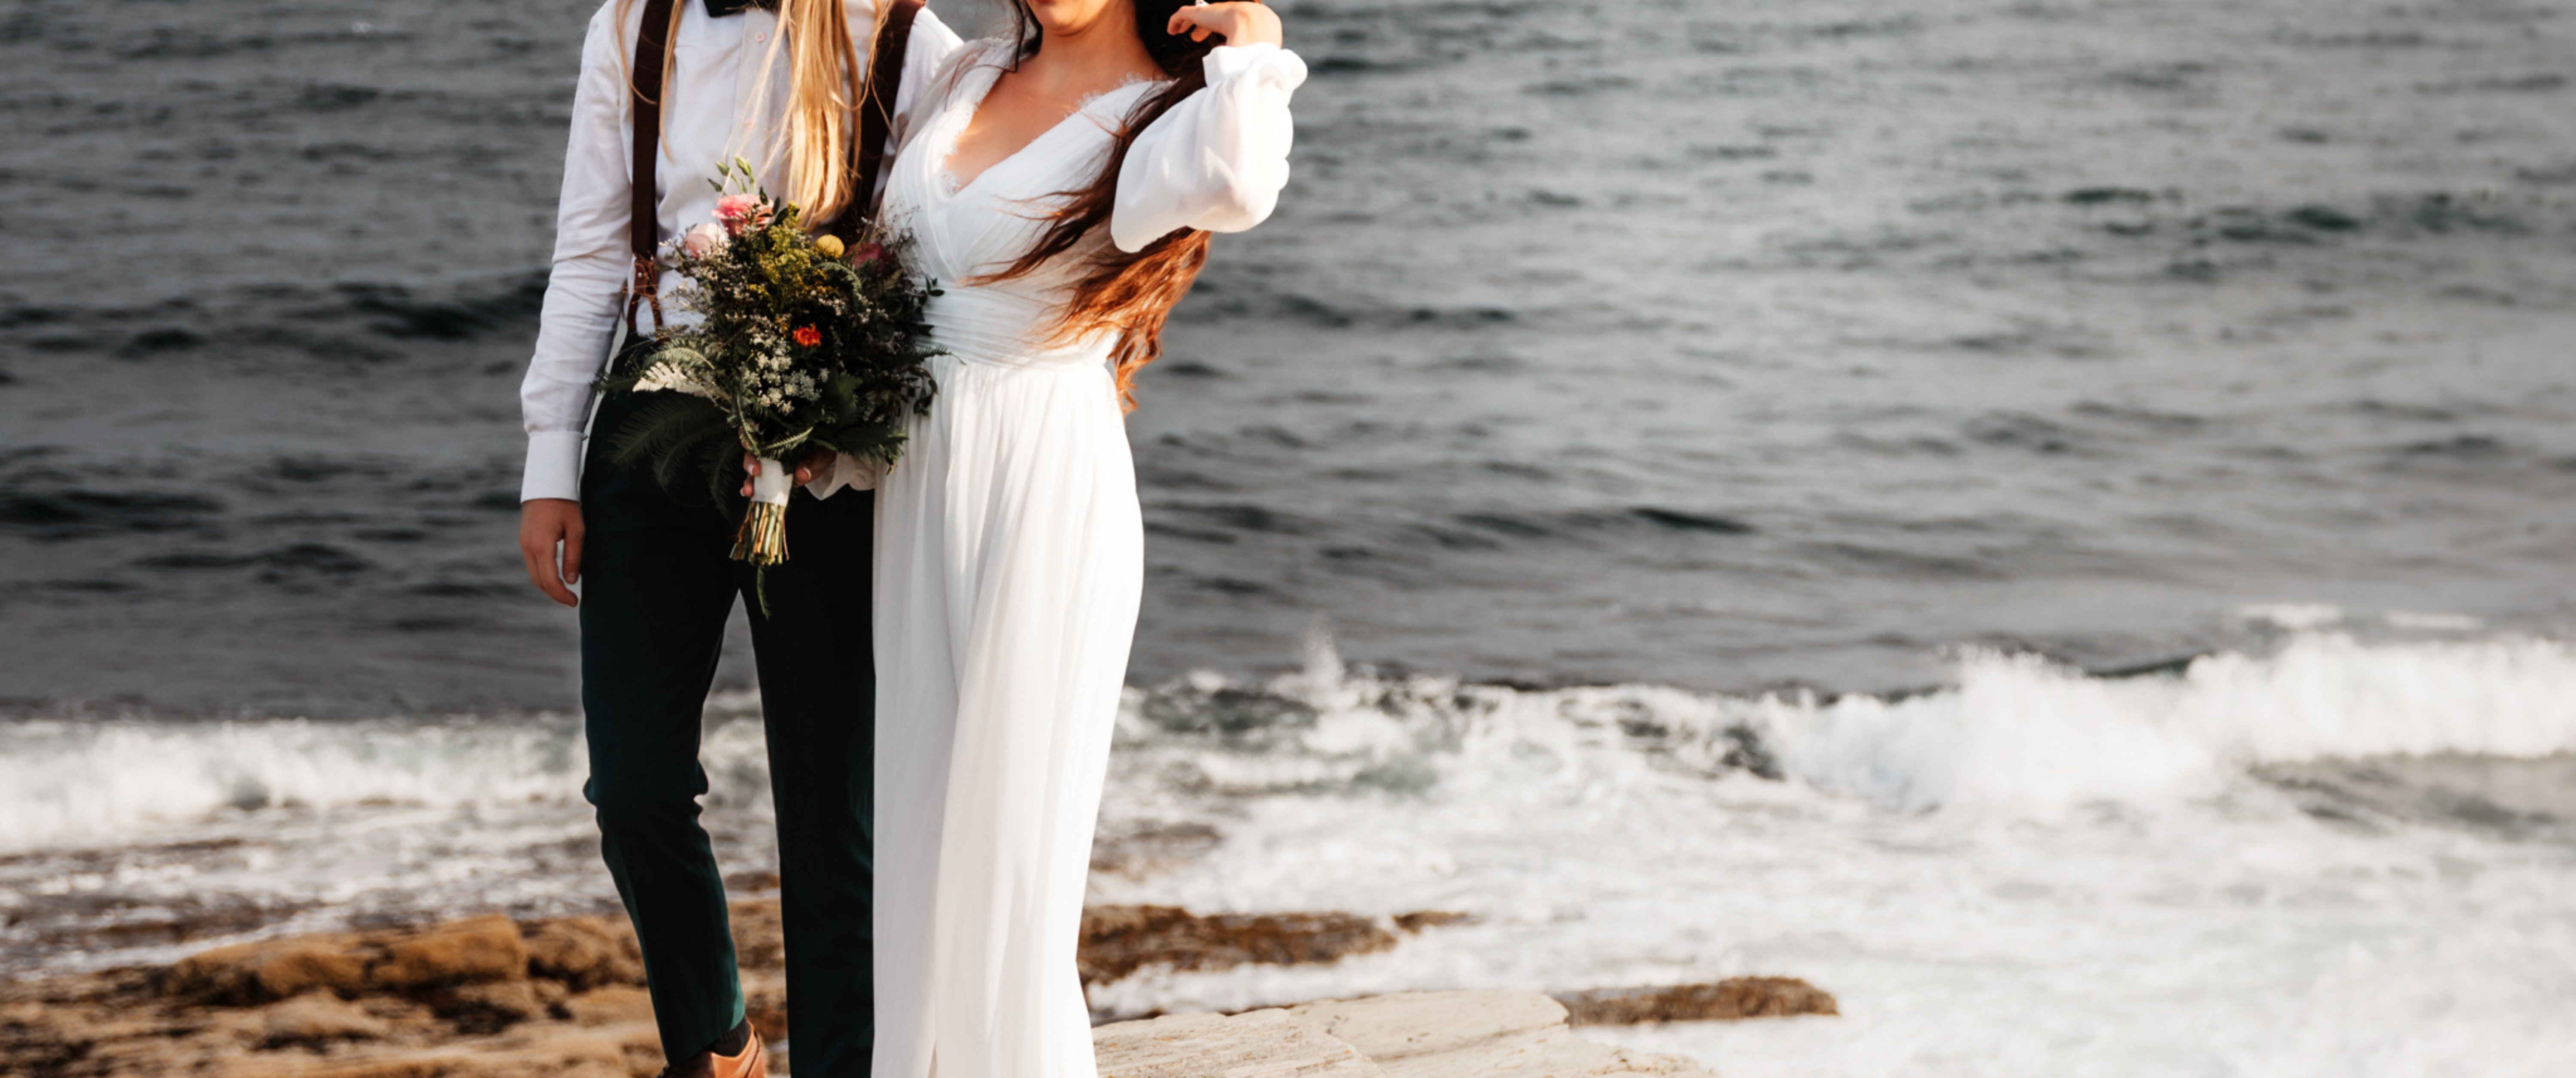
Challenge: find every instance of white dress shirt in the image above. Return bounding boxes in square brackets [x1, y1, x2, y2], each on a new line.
[518, 0, 963, 503]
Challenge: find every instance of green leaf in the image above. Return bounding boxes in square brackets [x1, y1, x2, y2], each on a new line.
[814, 421, 909, 463]
[823, 372, 860, 418]
[604, 394, 733, 502]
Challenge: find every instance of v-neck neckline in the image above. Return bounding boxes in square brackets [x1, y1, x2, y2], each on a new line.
[934, 58, 1157, 200]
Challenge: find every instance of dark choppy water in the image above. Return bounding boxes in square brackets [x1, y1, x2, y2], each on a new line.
[2, 0, 2572, 712]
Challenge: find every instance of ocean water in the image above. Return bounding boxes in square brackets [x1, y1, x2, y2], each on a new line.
[3, 0, 2570, 709]
[3, 0, 2574, 1073]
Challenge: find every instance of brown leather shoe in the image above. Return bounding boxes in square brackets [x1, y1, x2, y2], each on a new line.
[710, 1029, 766, 1078]
[658, 1029, 766, 1078]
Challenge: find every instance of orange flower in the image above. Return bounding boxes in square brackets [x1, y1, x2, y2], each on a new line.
[792, 325, 821, 347]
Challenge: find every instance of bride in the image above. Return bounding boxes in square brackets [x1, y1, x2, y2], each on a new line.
[790, 0, 1304, 1073]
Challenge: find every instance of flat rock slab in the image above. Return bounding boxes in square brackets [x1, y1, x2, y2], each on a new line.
[1096, 1007, 1385, 1078]
[1098, 991, 1712, 1078]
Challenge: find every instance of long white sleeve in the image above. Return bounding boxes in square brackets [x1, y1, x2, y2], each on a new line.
[1109, 43, 1307, 254]
[805, 452, 890, 498]
[519, 2, 632, 503]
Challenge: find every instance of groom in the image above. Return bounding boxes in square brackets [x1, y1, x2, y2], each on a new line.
[516, 1, 930, 1073]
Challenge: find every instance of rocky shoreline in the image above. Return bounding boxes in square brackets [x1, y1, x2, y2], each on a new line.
[2, 903, 1835, 1076]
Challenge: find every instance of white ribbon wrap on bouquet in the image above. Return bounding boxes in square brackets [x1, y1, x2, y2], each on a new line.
[750, 457, 794, 507]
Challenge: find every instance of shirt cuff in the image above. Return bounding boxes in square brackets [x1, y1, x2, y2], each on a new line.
[521, 431, 587, 503]
[803, 452, 885, 499]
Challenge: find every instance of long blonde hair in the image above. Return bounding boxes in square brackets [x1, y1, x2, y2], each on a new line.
[614, 0, 884, 227]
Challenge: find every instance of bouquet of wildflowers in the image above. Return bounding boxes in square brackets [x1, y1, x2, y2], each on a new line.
[603, 159, 941, 569]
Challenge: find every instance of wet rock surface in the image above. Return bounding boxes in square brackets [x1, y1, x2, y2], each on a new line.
[3, 920, 674, 1078]
[3, 900, 1820, 1075]
[0, 900, 1517, 1076]
[1555, 979, 1841, 1024]
[1078, 904, 1416, 987]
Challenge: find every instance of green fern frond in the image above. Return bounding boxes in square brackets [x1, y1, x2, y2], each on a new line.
[606, 394, 729, 468]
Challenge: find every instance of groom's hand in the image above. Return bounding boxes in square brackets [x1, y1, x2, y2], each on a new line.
[519, 498, 585, 608]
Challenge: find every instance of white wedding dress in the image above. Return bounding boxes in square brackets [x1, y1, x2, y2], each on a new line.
[829, 36, 1306, 1078]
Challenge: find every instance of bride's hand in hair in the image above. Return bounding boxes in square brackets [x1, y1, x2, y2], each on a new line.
[1166, 2, 1282, 48]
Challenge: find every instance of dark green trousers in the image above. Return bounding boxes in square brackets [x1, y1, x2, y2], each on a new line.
[577, 381, 875, 1075]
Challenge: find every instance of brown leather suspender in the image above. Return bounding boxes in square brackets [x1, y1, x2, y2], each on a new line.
[835, 0, 923, 241]
[623, 0, 922, 332]
[625, 0, 677, 335]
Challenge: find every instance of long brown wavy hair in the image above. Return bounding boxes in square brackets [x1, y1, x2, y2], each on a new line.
[971, 0, 1253, 409]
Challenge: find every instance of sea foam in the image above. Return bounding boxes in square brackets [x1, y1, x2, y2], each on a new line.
[1114, 629, 2576, 816]
[0, 716, 588, 853]
[1751, 632, 2576, 810]
[4, 631, 2573, 852]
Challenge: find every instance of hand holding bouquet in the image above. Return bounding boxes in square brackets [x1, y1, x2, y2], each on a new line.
[602, 159, 941, 570]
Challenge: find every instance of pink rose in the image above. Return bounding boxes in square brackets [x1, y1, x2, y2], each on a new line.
[680, 222, 726, 258]
[850, 241, 885, 266]
[715, 193, 767, 235]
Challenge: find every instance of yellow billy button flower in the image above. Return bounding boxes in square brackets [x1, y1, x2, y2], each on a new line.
[814, 234, 846, 260]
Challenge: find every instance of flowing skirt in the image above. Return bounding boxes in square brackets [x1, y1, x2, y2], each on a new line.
[870, 345, 1142, 1078]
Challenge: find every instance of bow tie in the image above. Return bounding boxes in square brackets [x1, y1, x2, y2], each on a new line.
[704, 0, 778, 16]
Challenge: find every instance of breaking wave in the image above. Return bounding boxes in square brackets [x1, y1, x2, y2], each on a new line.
[6, 630, 2574, 851]
[1121, 628, 2576, 813]
[1753, 632, 2576, 810]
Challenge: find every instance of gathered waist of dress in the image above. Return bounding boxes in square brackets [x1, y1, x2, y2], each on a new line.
[923, 286, 1117, 374]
